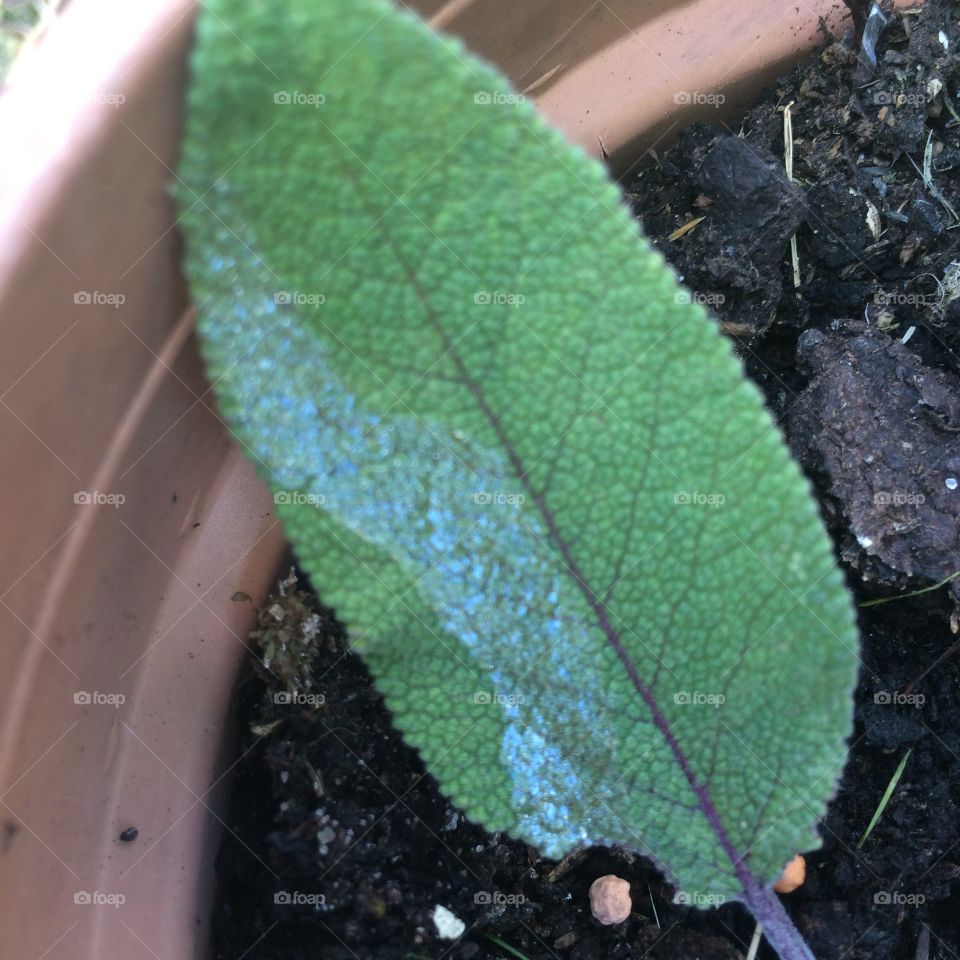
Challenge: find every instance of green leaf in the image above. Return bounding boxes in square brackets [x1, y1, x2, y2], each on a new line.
[178, 0, 857, 951]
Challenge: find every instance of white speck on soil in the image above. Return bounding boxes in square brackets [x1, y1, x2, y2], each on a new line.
[432, 904, 465, 940]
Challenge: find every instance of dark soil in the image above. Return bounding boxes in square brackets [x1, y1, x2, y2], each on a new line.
[214, 4, 960, 959]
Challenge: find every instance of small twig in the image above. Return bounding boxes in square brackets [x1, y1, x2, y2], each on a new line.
[913, 132, 959, 222]
[546, 847, 589, 882]
[859, 570, 960, 607]
[647, 882, 661, 929]
[942, 89, 960, 127]
[783, 102, 802, 294]
[904, 636, 960, 696]
[668, 216, 705, 242]
[745, 922, 764, 960]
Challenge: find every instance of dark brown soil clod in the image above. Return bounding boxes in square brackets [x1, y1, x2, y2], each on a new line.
[789, 321, 960, 597]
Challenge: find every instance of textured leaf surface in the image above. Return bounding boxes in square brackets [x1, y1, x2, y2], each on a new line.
[179, 0, 858, 904]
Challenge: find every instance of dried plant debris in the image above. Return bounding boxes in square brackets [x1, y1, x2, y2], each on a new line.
[249, 570, 340, 703]
[625, 0, 960, 351]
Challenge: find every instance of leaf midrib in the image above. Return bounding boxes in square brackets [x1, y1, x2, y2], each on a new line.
[336, 160, 758, 893]
[442, 315, 752, 889]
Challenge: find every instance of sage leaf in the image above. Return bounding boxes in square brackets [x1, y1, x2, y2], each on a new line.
[178, 2, 859, 955]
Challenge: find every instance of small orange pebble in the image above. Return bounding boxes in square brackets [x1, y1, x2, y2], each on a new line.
[773, 854, 806, 894]
[589, 874, 632, 925]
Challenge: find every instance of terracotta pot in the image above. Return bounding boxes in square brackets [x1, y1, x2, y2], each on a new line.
[0, 1, 852, 957]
